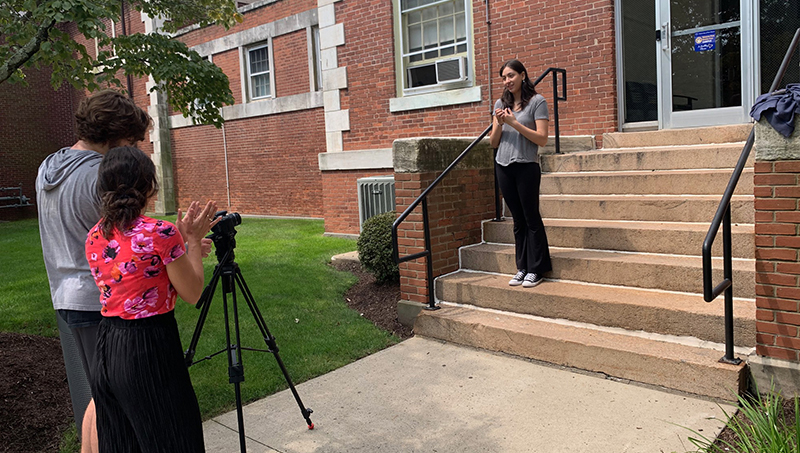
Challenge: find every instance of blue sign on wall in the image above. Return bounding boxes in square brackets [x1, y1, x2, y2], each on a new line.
[694, 30, 716, 52]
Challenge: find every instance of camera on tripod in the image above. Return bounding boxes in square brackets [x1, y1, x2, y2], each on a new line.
[208, 211, 242, 264]
[185, 208, 315, 443]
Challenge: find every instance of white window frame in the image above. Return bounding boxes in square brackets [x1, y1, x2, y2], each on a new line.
[246, 40, 274, 101]
[309, 25, 323, 92]
[393, 0, 474, 97]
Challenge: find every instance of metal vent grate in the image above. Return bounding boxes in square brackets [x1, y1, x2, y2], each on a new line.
[357, 176, 396, 231]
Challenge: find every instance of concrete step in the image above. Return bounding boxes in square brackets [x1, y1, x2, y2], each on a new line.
[414, 305, 749, 401]
[539, 194, 754, 223]
[436, 271, 756, 347]
[460, 244, 756, 298]
[602, 124, 752, 148]
[541, 142, 753, 173]
[483, 218, 755, 259]
[435, 270, 756, 346]
[541, 168, 753, 196]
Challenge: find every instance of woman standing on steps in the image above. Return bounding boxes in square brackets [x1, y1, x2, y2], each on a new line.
[489, 59, 552, 288]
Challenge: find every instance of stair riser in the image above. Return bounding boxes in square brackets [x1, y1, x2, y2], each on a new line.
[540, 197, 753, 223]
[415, 311, 747, 401]
[602, 124, 751, 148]
[483, 222, 755, 259]
[541, 171, 753, 196]
[541, 146, 751, 172]
[436, 279, 756, 347]
[461, 247, 756, 298]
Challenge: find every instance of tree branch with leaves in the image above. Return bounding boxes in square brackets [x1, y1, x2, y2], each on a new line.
[0, 0, 242, 126]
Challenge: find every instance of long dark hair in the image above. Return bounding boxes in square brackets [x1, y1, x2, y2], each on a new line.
[97, 146, 159, 239]
[499, 59, 538, 110]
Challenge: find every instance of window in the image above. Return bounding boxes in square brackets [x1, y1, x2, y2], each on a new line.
[247, 43, 272, 100]
[400, 0, 470, 92]
[311, 26, 323, 91]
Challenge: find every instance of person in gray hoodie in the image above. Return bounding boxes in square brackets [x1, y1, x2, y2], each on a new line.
[36, 90, 152, 453]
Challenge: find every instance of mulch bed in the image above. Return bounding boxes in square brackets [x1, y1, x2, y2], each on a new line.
[0, 333, 72, 453]
[0, 260, 407, 452]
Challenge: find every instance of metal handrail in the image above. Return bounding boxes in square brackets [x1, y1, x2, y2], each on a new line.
[392, 68, 567, 310]
[702, 27, 800, 364]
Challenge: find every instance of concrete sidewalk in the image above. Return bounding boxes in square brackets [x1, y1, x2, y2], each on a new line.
[203, 337, 731, 453]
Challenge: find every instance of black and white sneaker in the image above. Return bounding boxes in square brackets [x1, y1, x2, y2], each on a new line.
[522, 273, 543, 288]
[509, 270, 526, 286]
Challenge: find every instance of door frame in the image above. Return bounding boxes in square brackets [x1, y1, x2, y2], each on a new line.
[616, 0, 759, 130]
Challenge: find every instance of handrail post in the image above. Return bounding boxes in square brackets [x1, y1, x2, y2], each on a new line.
[492, 149, 503, 221]
[721, 205, 740, 364]
[552, 70, 561, 154]
[421, 198, 437, 310]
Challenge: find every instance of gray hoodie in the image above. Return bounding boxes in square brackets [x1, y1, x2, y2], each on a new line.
[36, 147, 103, 311]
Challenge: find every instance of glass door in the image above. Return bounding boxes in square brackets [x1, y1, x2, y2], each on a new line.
[656, 0, 755, 129]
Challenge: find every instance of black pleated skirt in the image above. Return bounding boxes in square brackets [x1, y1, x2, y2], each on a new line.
[92, 311, 204, 453]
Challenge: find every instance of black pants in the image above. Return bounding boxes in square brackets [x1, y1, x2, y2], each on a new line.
[92, 312, 205, 453]
[495, 161, 552, 274]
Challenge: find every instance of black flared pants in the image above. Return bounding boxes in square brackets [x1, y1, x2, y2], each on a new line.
[495, 161, 552, 275]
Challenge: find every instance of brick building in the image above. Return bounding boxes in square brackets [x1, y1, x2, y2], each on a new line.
[3, 0, 800, 395]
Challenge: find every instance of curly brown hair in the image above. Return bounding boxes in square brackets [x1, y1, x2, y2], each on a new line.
[75, 90, 151, 145]
[97, 146, 159, 239]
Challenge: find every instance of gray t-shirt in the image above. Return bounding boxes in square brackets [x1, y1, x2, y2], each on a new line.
[494, 94, 549, 166]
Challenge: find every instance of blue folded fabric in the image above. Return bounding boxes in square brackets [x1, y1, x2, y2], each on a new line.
[750, 83, 800, 137]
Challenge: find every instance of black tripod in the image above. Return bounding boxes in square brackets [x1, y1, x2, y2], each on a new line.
[184, 213, 313, 453]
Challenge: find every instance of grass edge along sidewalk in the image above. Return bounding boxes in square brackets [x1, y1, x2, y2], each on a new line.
[0, 217, 400, 448]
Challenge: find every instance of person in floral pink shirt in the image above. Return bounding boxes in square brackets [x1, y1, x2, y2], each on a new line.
[85, 146, 218, 452]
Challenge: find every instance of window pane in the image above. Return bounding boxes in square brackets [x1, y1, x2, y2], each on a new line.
[440, 2, 454, 16]
[441, 46, 455, 56]
[456, 13, 466, 40]
[249, 47, 269, 74]
[408, 24, 422, 52]
[440, 16, 455, 44]
[424, 50, 438, 59]
[456, 43, 467, 53]
[455, 0, 465, 12]
[252, 74, 270, 98]
[408, 64, 436, 87]
[408, 10, 421, 24]
[422, 6, 436, 21]
[402, 0, 418, 10]
[423, 22, 438, 48]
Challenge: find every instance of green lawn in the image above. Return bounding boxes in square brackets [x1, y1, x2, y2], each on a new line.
[0, 217, 398, 420]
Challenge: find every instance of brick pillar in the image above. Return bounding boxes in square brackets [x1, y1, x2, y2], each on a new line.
[393, 137, 495, 325]
[750, 116, 800, 396]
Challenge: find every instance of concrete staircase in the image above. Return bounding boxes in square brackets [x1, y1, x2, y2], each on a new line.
[414, 124, 757, 401]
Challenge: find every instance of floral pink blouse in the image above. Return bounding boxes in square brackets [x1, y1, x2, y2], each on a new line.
[85, 216, 185, 319]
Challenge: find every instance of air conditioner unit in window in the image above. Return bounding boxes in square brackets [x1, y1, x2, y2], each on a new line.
[357, 176, 396, 231]
[435, 57, 467, 83]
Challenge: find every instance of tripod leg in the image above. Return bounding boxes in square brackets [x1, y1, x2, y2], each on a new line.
[234, 269, 315, 429]
[221, 273, 249, 453]
[184, 268, 222, 367]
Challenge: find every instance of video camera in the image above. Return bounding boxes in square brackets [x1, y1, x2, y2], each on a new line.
[208, 210, 241, 264]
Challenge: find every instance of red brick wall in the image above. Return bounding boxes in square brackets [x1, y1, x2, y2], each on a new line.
[215, 49, 243, 105]
[171, 109, 325, 217]
[754, 160, 800, 361]
[322, 170, 395, 234]
[273, 29, 311, 98]
[0, 67, 77, 221]
[395, 167, 495, 304]
[335, 0, 617, 152]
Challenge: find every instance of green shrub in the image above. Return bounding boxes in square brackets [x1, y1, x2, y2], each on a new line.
[357, 211, 399, 284]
